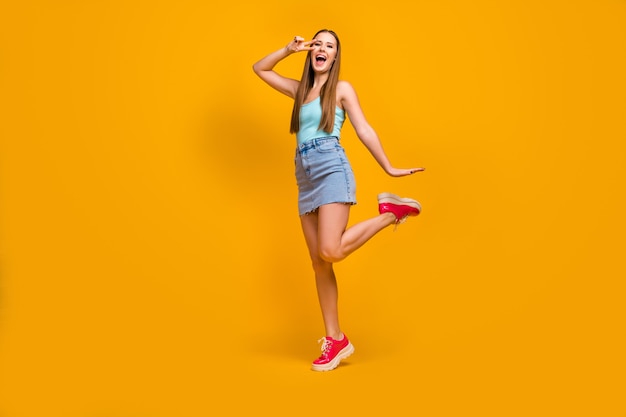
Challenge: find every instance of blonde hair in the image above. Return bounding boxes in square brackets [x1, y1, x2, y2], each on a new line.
[290, 29, 342, 134]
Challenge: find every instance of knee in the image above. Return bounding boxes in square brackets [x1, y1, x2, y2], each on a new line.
[311, 256, 332, 274]
[319, 245, 345, 263]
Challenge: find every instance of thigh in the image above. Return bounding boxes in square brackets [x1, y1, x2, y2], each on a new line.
[300, 212, 321, 261]
[317, 203, 350, 248]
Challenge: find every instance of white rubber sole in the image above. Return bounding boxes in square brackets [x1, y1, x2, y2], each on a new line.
[311, 342, 355, 372]
[377, 192, 422, 211]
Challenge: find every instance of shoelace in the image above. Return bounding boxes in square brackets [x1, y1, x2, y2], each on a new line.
[393, 215, 408, 232]
[318, 337, 332, 354]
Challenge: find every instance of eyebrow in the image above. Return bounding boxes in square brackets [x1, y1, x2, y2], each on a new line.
[314, 39, 336, 46]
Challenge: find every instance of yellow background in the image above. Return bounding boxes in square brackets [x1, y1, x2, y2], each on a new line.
[1, 1, 625, 416]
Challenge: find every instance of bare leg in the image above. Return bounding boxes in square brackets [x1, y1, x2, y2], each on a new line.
[301, 212, 342, 340]
[317, 203, 396, 263]
[300, 203, 396, 338]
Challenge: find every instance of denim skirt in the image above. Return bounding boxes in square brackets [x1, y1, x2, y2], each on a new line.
[294, 136, 357, 216]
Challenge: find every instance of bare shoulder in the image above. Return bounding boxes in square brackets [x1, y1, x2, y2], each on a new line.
[337, 80, 356, 96]
[337, 80, 359, 108]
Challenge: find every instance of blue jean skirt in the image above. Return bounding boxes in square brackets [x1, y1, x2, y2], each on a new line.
[295, 136, 357, 216]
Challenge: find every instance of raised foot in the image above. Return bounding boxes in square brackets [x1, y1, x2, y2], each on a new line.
[377, 192, 422, 227]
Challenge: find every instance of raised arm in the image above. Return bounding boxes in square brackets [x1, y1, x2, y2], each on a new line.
[252, 36, 315, 99]
[338, 81, 424, 177]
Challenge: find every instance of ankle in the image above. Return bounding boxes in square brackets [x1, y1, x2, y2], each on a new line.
[328, 332, 343, 341]
[381, 212, 396, 224]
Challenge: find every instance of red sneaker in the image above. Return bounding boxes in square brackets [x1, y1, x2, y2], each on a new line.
[311, 335, 354, 372]
[378, 192, 421, 227]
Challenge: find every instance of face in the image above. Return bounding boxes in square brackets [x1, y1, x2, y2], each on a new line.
[310, 32, 338, 73]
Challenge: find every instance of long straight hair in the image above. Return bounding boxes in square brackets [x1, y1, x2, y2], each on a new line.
[290, 29, 342, 134]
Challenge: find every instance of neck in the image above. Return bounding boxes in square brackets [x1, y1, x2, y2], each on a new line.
[312, 73, 329, 90]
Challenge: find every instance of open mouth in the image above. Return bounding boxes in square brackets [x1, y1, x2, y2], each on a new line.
[315, 55, 327, 64]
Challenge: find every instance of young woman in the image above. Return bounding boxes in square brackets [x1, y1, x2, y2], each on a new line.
[253, 29, 424, 371]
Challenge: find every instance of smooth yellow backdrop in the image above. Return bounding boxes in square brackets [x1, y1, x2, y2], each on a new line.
[1, 1, 625, 416]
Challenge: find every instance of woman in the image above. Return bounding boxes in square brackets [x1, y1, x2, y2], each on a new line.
[253, 29, 424, 371]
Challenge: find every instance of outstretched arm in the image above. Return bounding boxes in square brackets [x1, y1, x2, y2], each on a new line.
[252, 36, 315, 98]
[338, 81, 424, 177]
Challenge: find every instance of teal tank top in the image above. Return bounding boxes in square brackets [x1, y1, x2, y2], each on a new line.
[296, 96, 345, 145]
